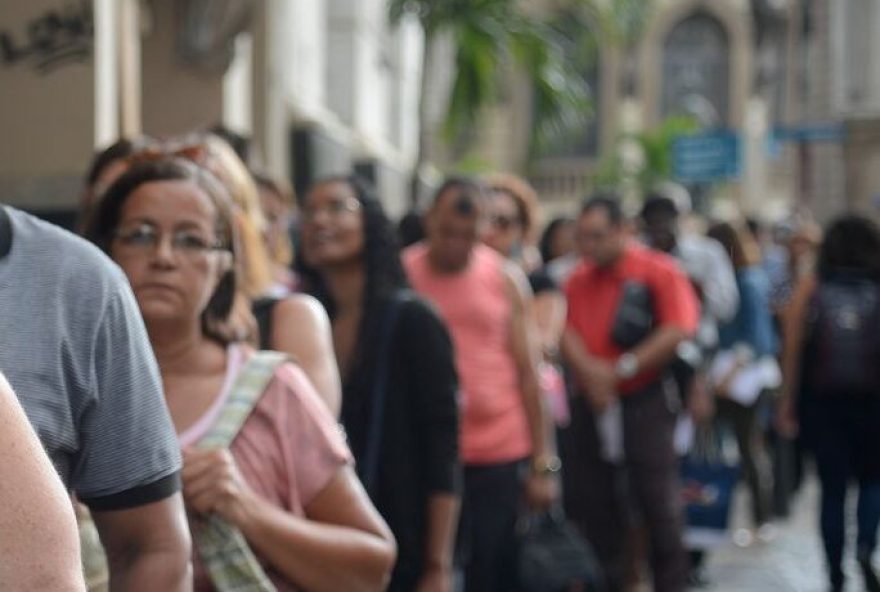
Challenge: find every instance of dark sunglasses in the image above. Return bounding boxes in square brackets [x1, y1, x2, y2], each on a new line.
[491, 215, 520, 231]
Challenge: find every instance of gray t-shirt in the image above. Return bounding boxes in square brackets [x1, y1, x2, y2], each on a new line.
[0, 206, 181, 510]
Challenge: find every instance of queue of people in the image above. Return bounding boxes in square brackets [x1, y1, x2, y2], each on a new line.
[1, 128, 879, 592]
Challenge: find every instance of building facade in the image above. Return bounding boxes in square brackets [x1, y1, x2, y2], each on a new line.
[0, 0, 424, 225]
[453, 0, 866, 223]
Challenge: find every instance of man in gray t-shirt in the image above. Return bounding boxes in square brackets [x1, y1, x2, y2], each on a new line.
[0, 206, 191, 589]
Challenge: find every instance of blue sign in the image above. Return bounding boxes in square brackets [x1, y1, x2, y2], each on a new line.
[771, 123, 845, 143]
[672, 131, 740, 183]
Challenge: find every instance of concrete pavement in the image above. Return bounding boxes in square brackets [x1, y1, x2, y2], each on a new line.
[701, 477, 876, 592]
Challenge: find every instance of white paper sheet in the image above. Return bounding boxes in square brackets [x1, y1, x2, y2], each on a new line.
[710, 350, 781, 406]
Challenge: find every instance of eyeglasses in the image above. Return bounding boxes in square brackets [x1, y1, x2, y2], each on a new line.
[301, 197, 362, 222]
[113, 224, 227, 259]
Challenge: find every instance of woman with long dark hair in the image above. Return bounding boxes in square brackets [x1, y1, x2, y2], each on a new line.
[539, 216, 576, 267]
[297, 175, 461, 592]
[779, 214, 880, 592]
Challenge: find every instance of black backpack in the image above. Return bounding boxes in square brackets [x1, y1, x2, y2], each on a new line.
[807, 278, 880, 395]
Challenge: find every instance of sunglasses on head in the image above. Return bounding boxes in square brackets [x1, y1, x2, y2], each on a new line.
[124, 142, 209, 167]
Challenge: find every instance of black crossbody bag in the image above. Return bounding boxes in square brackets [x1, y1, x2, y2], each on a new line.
[611, 280, 654, 349]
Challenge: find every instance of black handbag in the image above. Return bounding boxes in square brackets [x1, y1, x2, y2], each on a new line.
[517, 509, 603, 592]
[610, 281, 654, 349]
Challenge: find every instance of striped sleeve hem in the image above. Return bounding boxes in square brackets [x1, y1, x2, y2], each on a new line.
[81, 472, 181, 512]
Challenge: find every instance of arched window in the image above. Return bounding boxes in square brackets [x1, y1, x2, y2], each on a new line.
[662, 12, 730, 127]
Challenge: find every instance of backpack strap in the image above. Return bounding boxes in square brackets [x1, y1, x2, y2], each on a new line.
[196, 350, 288, 449]
[0, 206, 12, 260]
[251, 297, 280, 351]
[194, 350, 289, 592]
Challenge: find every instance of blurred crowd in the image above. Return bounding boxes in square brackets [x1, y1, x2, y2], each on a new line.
[1, 126, 879, 592]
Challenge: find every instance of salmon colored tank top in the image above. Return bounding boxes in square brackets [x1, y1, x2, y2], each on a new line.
[403, 243, 532, 465]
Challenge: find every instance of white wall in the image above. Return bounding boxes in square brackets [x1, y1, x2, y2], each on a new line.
[278, 0, 327, 119]
[223, 34, 253, 135]
[255, 0, 423, 201]
[327, 0, 388, 143]
[325, 0, 422, 158]
[388, 13, 423, 165]
[831, 0, 880, 117]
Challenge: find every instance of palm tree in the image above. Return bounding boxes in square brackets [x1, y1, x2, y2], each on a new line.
[388, 0, 590, 192]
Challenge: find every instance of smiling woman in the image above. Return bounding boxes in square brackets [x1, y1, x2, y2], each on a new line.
[296, 175, 461, 592]
[0, 373, 84, 591]
[85, 159, 396, 592]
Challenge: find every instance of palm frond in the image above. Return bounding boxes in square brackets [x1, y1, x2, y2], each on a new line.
[388, 0, 614, 158]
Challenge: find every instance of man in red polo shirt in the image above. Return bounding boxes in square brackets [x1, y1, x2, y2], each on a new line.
[561, 194, 699, 592]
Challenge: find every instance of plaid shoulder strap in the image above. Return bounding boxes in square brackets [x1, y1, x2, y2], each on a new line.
[194, 350, 288, 592]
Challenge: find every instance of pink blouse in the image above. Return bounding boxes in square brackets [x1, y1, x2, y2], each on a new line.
[185, 345, 352, 592]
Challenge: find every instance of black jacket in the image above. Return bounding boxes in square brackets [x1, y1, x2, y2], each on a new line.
[342, 290, 461, 590]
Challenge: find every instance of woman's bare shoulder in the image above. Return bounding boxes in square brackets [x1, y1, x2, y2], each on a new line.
[273, 294, 330, 329]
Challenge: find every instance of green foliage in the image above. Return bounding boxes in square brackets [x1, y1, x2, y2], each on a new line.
[591, 116, 701, 191]
[530, 0, 656, 159]
[445, 16, 504, 141]
[511, 17, 592, 154]
[635, 115, 700, 187]
[389, 0, 510, 37]
[449, 153, 495, 175]
[580, 0, 656, 48]
[388, 0, 660, 164]
[590, 149, 627, 191]
[389, 0, 590, 151]
[530, 8, 600, 159]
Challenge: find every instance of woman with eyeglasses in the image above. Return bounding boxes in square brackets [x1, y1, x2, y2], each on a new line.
[86, 158, 396, 592]
[77, 135, 342, 418]
[296, 175, 461, 592]
[160, 134, 344, 417]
